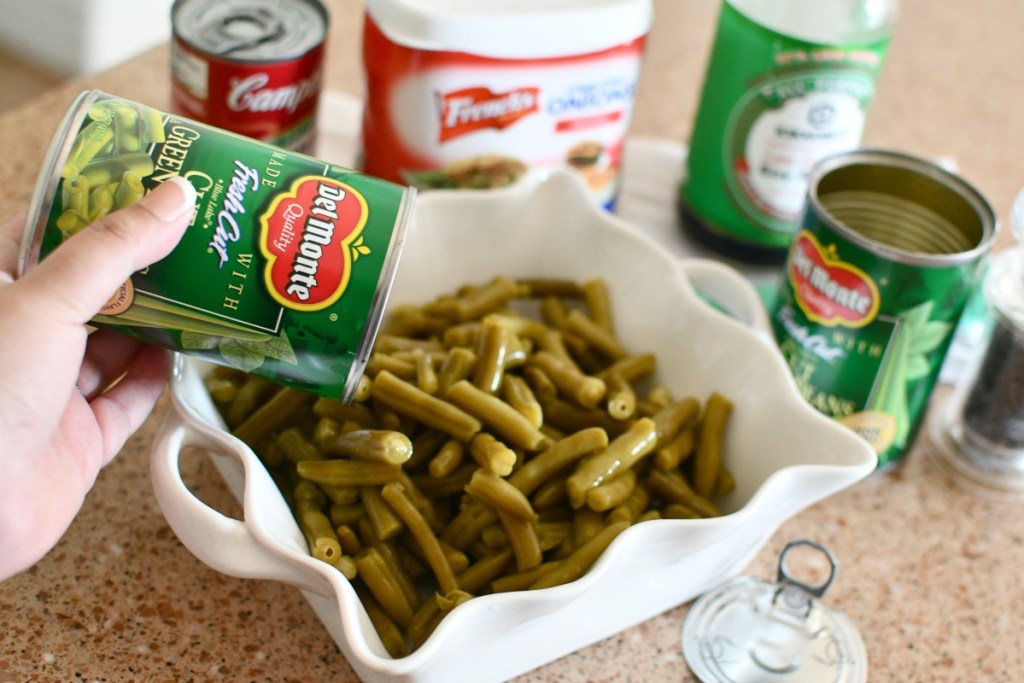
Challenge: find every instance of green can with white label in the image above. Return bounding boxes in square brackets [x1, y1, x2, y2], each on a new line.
[21, 90, 414, 400]
[771, 150, 996, 468]
[680, 0, 893, 263]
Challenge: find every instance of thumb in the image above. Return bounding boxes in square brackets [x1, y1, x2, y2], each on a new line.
[19, 176, 196, 326]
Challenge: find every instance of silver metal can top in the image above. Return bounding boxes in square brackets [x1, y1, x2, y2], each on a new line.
[682, 540, 867, 683]
[172, 0, 328, 61]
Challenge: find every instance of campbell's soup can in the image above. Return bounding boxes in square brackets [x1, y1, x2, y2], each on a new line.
[360, 0, 652, 210]
[771, 150, 995, 468]
[171, 0, 328, 154]
[21, 90, 414, 401]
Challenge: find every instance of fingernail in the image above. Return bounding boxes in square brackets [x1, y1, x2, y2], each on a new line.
[141, 176, 197, 222]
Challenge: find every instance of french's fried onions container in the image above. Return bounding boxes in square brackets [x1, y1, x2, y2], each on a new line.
[359, 0, 652, 209]
[21, 90, 414, 401]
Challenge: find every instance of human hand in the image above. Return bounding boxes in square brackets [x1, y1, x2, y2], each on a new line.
[0, 176, 197, 580]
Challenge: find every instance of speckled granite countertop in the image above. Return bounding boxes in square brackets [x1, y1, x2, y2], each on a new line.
[2, 1, 1024, 681]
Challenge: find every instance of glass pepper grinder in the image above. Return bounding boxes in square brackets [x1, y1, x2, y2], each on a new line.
[929, 186, 1024, 497]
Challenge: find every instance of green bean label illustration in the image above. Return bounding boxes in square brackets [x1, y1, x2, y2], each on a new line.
[29, 90, 413, 400]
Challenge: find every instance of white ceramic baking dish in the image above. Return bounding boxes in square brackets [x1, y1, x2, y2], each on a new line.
[150, 171, 876, 683]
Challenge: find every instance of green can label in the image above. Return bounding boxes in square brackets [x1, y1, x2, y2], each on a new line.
[33, 91, 412, 399]
[681, 3, 889, 249]
[770, 151, 995, 468]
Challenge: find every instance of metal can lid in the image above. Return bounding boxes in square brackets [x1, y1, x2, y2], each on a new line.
[172, 0, 328, 61]
[681, 540, 867, 683]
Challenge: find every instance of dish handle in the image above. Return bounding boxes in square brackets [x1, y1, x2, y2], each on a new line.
[150, 406, 336, 598]
[680, 258, 774, 341]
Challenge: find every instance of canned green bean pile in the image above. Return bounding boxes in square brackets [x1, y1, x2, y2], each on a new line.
[22, 90, 414, 400]
[770, 150, 996, 469]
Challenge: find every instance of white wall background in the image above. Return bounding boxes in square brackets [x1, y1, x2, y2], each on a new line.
[0, 0, 174, 77]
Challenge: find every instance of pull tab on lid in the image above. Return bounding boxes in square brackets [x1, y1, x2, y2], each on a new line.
[681, 539, 867, 683]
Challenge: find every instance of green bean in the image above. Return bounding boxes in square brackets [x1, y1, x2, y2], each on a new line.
[367, 352, 417, 380]
[358, 518, 422, 610]
[566, 417, 658, 508]
[224, 375, 276, 427]
[297, 459, 403, 487]
[564, 309, 625, 361]
[427, 276, 524, 322]
[435, 347, 478, 396]
[472, 320, 511, 393]
[492, 561, 563, 593]
[496, 509, 542, 572]
[526, 351, 606, 409]
[653, 425, 695, 471]
[529, 521, 628, 590]
[412, 461, 476, 499]
[468, 433, 517, 477]
[508, 427, 608, 496]
[412, 349, 439, 394]
[465, 469, 537, 521]
[456, 548, 513, 593]
[501, 375, 543, 429]
[652, 397, 701, 443]
[646, 469, 722, 518]
[355, 586, 408, 658]
[233, 388, 315, 447]
[539, 295, 570, 330]
[597, 353, 656, 384]
[278, 427, 327, 463]
[607, 482, 650, 526]
[313, 398, 379, 429]
[428, 439, 465, 478]
[663, 503, 702, 519]
[373, 370, 482, 443]
[362, 486, 404, 540]
[334, 524, 362, 555]
[329, 503, 366, 527]
[382, 482, 459, 595]
[319, 482, 360, 506]
[603, 371, 636, 421]
[581, 279, 614, 333]
[715, 466, 737, 497]
[321, 429, 413, 465]
[517, 278, 584, 298]
[585, 469, 637, 512]
[531, 478, 568, 511]
[355, 547, 416, 629]
[693, 392, 733, 498]
[445, 380, 548, 451]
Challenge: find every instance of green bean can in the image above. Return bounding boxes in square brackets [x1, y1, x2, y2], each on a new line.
[770, 150, 996, 468]
[21, 90, 415, 401]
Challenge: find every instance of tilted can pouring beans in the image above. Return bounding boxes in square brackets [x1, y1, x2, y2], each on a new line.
[21, 90, 414, 401]
[770, 150, 996, 469]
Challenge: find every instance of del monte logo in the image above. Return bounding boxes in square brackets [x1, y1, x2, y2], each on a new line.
[260, 176, 370, 311]
[788, 231, 879, 328]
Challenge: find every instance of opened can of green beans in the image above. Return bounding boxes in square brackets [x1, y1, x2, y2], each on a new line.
[770, 149, 996, 469]
[21, 90, 415, 400]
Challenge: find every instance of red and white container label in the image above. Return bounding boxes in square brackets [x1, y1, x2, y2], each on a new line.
[171, 38, 324, 153]
[360, 17, 646, 209]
